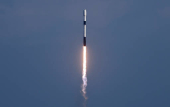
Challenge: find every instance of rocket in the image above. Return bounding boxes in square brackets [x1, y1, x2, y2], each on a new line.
[83, 9, 87, 46]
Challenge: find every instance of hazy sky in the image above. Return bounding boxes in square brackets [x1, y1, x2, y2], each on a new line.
[0, 0, 170, 107]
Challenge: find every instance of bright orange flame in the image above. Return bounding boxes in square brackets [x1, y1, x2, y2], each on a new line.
[82, 46, 87, 99]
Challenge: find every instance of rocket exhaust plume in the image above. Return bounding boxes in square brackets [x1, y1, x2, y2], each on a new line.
[82, 46, 87, 99]
[82, 9, 87, 101]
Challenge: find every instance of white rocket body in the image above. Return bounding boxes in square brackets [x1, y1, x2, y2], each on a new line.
[83, 9, 87, 46]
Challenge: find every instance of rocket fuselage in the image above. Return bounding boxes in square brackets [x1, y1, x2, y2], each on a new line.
[83, 9, 87, 46]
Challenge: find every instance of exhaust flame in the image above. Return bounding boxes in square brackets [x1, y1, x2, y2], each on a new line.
[82, 46, 87, 100]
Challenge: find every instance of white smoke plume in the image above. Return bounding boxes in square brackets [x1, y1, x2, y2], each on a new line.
[82, 46, 87, 101]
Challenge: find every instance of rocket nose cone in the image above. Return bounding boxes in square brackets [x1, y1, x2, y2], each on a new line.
[83, 9, 87, 16]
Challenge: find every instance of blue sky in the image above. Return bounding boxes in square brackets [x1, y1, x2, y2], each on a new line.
[0, 0, 170, 107]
